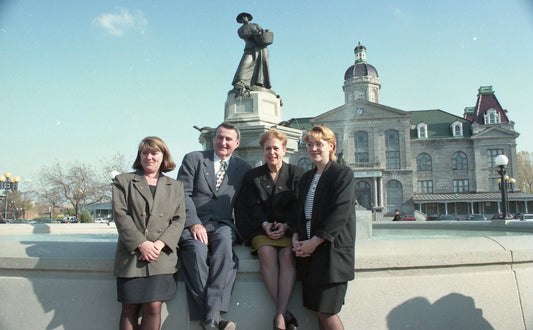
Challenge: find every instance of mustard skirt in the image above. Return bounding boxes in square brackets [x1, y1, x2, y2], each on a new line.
[250, 235, 293, 254]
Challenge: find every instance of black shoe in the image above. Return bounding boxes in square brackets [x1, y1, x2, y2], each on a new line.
[202, 319, 219, 330]
[285, 311, 298, 330]
[218, 319, 236, 330]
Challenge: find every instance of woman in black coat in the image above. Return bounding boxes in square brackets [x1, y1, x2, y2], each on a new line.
[292, 126, 356, 330]
[238, 128, 304, 330]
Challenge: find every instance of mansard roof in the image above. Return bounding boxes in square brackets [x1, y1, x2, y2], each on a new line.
[464, 86, 510, 124]
[409, 109, 472, 139]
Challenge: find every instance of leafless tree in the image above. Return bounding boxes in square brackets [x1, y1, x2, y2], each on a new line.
[517, 151, 533, 193]
[36, 162, 108, 221]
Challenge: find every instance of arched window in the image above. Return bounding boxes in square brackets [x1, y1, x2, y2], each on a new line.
[354, 131, 369, 164]
[385, 130, 400, 169]
[452, 152, 468, 170]
[297, 158, 313, 171]
[355, 181, 371, 209]
[451, 121, 463, 137]
[416, 153, 432, 171]
[417, 122, 428, 139]
[386, 180, 403, 213]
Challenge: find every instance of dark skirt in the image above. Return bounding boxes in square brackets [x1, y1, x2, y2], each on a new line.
[117, 273, 177, 304]
[302, 281, 347, 314]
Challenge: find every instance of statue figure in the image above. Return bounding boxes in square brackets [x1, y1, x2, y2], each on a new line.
[232, 13, 273, 95]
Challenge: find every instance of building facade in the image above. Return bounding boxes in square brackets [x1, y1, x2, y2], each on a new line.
[287, 43, 532, 219]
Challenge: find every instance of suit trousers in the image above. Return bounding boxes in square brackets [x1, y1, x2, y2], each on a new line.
[178, 221, 238, 321]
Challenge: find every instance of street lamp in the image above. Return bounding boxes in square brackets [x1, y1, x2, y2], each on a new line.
[0, 172, 21, 220]
[495, 155, 513, 220]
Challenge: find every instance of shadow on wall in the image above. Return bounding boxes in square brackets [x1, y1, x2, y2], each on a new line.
[23, 241, 121, 330]
[386, 293, 494, 330]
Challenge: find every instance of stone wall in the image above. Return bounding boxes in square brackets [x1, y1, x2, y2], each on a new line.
[1, 224, 532, 329]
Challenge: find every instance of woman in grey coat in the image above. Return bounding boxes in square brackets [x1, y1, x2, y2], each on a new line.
[113, 136, 186, 330]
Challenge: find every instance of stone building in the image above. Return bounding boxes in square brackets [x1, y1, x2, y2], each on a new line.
[287, 43, 532, 219]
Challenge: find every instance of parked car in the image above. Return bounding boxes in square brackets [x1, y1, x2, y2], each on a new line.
[402, 214, 416, 221]
[521, 214, 533, 221]
[439, 214, 461, 221]
[426, 214, 440, 221]
[491, 213, 515, 220]
[465, 214, 487, 221]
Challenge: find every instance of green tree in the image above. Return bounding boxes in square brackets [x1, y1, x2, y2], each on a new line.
[517, 151, 533, 193]
[80, 209, 93, 223]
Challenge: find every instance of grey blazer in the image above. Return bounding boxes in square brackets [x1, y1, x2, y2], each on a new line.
[112, 171, 186, 278]
[177, 150, 252, 240]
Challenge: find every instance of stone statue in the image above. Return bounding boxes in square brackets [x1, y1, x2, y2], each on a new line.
[232, 13, 273, 95]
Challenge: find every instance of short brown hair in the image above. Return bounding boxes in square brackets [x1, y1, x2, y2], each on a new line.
[132, 136, 176, 173]
[216, 122, 241, 141]
[259, 128, 288, 148]
[304, 126, 337, 161]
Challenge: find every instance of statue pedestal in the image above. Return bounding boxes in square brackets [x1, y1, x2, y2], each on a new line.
[225, 90, 282, 126]
[222, 90, 302, 166]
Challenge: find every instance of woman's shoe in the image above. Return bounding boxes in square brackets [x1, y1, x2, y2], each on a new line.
[284, 311, 298, 330]
[273, 314, 286, 330]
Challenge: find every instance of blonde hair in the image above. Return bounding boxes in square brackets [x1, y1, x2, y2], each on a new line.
[304, 126, 337, 161]
[259, 128, 288, 148]
[133, 136, 176, 173]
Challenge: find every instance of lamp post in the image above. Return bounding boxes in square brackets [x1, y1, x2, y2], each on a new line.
[0, 172, 21, 220]
[495, 155, 513, 220]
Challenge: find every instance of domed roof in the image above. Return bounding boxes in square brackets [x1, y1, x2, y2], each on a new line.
[344, 63, 379, 80]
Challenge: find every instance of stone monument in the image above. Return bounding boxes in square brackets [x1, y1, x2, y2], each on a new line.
[198, 12, 301, 166]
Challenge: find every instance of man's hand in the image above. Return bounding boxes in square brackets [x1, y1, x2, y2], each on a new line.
[190, 224, 208, 244]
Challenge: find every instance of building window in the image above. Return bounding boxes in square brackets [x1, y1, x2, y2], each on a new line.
[451, 121, 463, 137]
[453, 179, 469, 193]
[484, 108, 500, 124]
[385, 130, 400, 169]
[297, 158, 313, 171]
[489, 178, 500, 191]
[416, 153, 432, 171]
[417, 123, 428, 138]
[452, 151, 468, 170]
[358, 92, 364, 99]
[354, 131, 369, 164]
[487, 149, 503, 168]
[386, 180, 403, 213]
[417, 180, 433, 193]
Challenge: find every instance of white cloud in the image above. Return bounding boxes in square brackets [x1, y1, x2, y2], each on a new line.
[92, 8, 147, 37]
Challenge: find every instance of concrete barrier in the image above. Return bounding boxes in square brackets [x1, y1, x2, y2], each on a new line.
[1, 223, 532, 329]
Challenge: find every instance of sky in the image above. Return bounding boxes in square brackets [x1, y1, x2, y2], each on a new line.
[1, 0, 532, 191]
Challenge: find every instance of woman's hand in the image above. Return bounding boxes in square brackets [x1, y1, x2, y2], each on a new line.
[138, 241, 161, 262]
[264, 221, 286, 240]
[292, 236, 325, 258]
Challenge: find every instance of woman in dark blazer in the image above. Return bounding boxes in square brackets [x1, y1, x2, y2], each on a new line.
[113, 136, 186, 330]
[292, 126, 356, 330]
[238, 128, 304, 330]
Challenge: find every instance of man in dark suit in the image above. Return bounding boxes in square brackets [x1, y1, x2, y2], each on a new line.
[177, 122, 252, 330]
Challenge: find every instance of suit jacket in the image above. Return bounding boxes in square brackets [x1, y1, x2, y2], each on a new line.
[177, 150, 252, 241]
[293, 161, 356, 285]
[236, 162, 304, 244]
[112, 171, 186, 278]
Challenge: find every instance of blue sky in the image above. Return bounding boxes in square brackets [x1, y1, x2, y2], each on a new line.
[1, 0, 532, 190]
